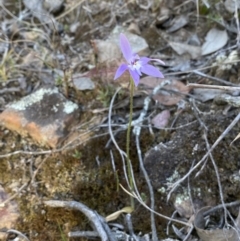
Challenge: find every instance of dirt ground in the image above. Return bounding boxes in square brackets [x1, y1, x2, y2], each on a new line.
[1, 0, 240, 241]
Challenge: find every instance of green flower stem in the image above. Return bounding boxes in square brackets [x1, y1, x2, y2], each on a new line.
[126, 77, 135, 209]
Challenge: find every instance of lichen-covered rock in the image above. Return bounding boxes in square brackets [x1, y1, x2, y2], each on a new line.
[0, 87, 80, 148]
[144, 109, 240, 210]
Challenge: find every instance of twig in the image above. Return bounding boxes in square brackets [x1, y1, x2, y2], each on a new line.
[0, 31, 9, 66]
[0, 183, 28, 207]
[68, 231, 99, 238]
[202, 129, 229, 225]
[125, 214, 137, 239]
[7, 229, 30, 241]
[192, 70, 238, 86]
[164, 59, 240, 77]
[44, 200, 116, 241]
[100, 120, 197, 130]
[30, 156, 49, 193]
[203, 200, 240, 217]
[190, 98, 208, 130]
[133, 80, 171, 136]
[188, 83, 240, 90]
[131, 80, 171, 241]
[0, 129, 106, 159]
[234, 0, 240, 45]
[135, 134, 158, 241]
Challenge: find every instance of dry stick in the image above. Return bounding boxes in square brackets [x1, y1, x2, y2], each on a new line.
[172, 225, 187, 240]
[166, 210, 178, 235]
[202, 130, 228, 226]
[133, 80, 171, 136]
[100, 120, 197, 131]
[0, 31, 9, 66]
[132, 80, 171, 241]
[203, 129, 240, 235]
[192, 70, 239, 86]
[203, 200, 240, 217]
[187, 83, 240, 91]
[0, 183, 28, 207]
[69, 231, 99, 238]
[234, 0, 240, 45]
[125, 214, 136, 239]
[135, 134, 158, 241]
[0, 128, 105, 159]
[7, 229, 30, 241]
[30, 156, 49, 187]
[167, 112, 240, 201]
[44, 200, 115, 241]
[190, 98, 208, 130]
[164, 59, 240, 77]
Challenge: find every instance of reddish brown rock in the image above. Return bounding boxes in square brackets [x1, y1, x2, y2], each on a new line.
[0, 185, 20, 240]
[0, 87, 80, 148]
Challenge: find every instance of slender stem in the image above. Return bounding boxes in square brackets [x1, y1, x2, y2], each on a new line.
[126, 78, 135, 209]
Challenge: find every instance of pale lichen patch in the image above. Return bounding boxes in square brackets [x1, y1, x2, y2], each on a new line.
[63, 101, 78, 114]
[9, 88, 58, 111]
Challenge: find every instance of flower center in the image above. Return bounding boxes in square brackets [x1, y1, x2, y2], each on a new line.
[129, 55, 142, 75]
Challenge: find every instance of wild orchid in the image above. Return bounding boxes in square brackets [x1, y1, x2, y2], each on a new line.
[113, 34, 165, 209]
[114, 33, 165, 86]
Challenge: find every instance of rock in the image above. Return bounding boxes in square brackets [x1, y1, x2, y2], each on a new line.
[0, 87, 80, 148]
[23, 0, 63, 31]
[109, 26, 149, 56]
[73, 76, 95, 90]
[43, 0, 64, 13]
[0, 185, 20, 240]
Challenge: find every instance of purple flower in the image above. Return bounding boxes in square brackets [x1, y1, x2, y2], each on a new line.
[114, 33, 164, 86]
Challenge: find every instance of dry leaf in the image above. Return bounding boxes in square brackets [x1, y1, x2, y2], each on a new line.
[151, 110, 170, 129]
[167, 15, 189, 33]
[194, 206, 240, 241]
[201, 28, 228, 55]
[105, 206, 133, 222]
[127, 22, 141, 35]
[169, 41, 201, 59]
[193, 88, 226, 102]
[20, 31, 41, 41]
[224, 0, 240, 13]
[139, 77, 189, 106]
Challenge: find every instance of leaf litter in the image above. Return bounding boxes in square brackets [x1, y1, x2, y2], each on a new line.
[0, 0, 240, 240]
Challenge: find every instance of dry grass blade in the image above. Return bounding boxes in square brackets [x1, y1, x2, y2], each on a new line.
[105, 207, 133, 222]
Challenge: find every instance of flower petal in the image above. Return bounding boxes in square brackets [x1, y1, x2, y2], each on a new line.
[140, 57, 165, 66]
[114, 64, 128, 80]
[120, 34, 134, 62]
[129, 69, 140, 86]
[150, 58, 165, 65]
[141, 64, 164, 78]
[139, 57, 151, 64]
